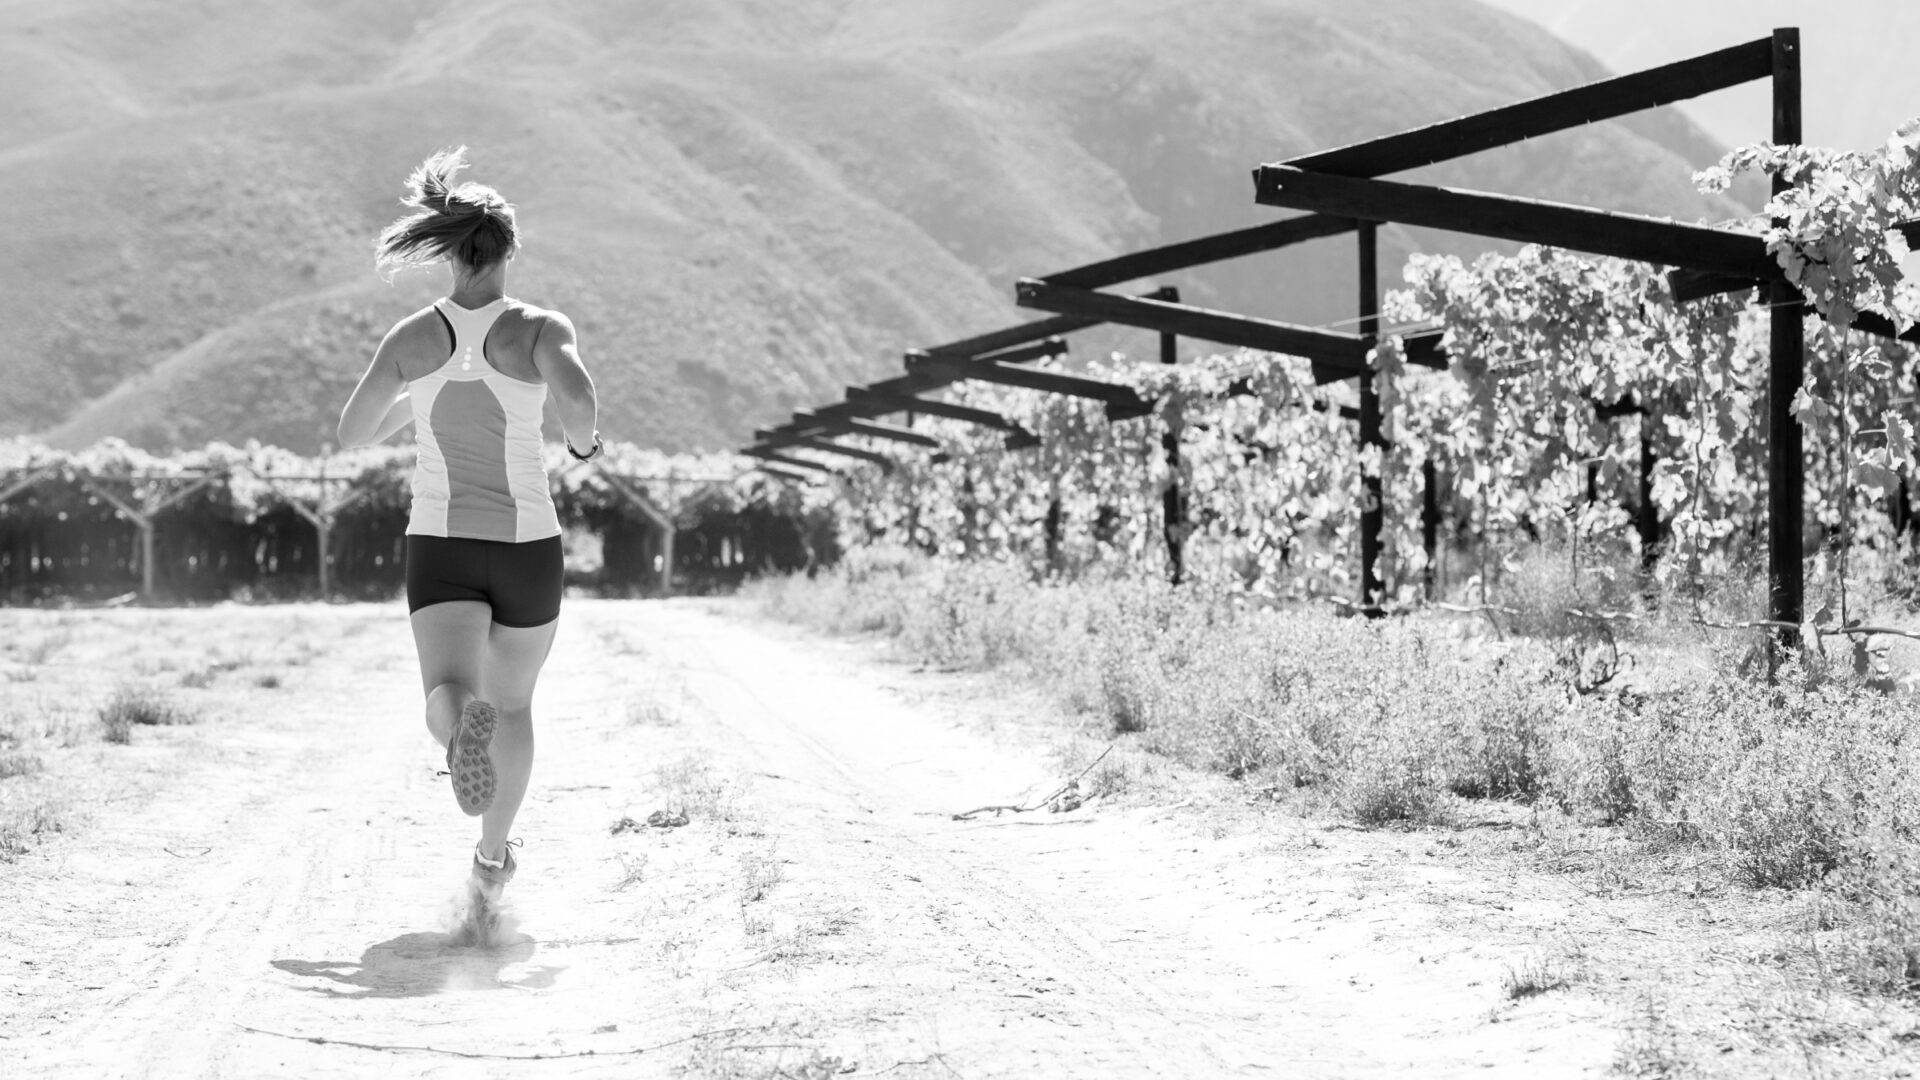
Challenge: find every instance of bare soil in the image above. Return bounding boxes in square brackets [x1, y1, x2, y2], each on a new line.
[1, 599, 1914, 1078]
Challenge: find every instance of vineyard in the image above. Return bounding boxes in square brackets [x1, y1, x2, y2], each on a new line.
[750, 30, 1920, 642]
[0, 438, 835, 602]
[12, 30, 1920, 629]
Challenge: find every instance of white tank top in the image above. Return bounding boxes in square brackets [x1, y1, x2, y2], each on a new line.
[404, 297, 562, 543]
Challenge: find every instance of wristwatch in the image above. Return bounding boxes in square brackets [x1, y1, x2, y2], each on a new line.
[568, 431, 603, 461]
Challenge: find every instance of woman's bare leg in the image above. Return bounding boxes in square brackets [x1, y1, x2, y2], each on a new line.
[409, 601, 492, 750]
[476, 618, 558, 859]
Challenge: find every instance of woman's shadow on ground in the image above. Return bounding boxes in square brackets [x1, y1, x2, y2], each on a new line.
[271, 927, 564, 999]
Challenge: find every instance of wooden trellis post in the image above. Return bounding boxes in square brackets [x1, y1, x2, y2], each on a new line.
[1358, 221, 1386, 613]
[1638, 421, 1661, 571]
[588, 463, 676, 594]
[1767, 27, 1805, 639]
[76, 471, 220, 600]
[1422, 459, 1440, 600]
[251, 467, 374, 597]
[1159, 289, 1186, 585]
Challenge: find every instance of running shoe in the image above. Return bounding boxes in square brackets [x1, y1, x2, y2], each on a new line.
[447, 700, 499, 816]
[470, 840, 520, 901]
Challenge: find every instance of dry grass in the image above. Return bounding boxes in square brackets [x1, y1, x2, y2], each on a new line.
[653, 757, 742, 824]
[0, 607, 368, 864]
[1500, 942, 1585, 1001]
[626, 673, 693, 726]
[613, 852, 648, 891]
[736, 846, 784, 905]
[1613, 994, 1693, 1078]
[11, 625, 75, 667]
[756, 906, 860, 971]
[0, 795, 66, 863]
[750, 548, 1920, 1008]
[99, 685, 196, 744]
[678, 1035, 850, 1080]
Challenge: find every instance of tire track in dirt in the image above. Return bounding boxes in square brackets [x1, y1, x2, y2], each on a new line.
[651, 608, 1246, 1075]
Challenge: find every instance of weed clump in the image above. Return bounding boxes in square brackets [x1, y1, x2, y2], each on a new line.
[0, 797, 64, 862]
[98, 686, 195, 744]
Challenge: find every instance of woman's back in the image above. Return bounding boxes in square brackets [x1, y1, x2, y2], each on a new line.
[402, 296, 562, 543]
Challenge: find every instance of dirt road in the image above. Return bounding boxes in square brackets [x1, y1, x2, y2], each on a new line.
[3, 599, 1623, 1077]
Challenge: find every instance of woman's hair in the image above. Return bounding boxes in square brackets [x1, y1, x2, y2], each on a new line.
[373, 146, 518, 278]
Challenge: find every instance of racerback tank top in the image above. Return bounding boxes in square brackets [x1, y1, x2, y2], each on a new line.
[404, 297, 562, 543]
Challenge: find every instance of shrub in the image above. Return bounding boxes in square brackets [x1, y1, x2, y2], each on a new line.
[1437, 669, 1554, 801]
[1538, 699, 1639, 825]
[1832, 829, 1920, 997]
[750, 557, 1920, 914]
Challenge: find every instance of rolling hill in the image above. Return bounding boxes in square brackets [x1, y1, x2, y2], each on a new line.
[1, 0, 1763, 454]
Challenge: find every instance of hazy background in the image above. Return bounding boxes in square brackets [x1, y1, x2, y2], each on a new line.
[1481, 0, 1920, 151]
[1, 0, 1902, 456]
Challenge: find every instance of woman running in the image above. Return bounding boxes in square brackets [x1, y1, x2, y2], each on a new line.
[337, 147, 599, 909]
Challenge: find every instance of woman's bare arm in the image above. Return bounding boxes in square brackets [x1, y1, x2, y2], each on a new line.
[338, 321, 417, 448]
[366, 393, 415, 443]
[530, 310, 598, 453]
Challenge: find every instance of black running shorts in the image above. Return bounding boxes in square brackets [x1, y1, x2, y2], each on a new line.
[405, 534, 564, 628]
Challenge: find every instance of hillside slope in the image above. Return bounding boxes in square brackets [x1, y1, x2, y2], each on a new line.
[2, 0, 1755, 453]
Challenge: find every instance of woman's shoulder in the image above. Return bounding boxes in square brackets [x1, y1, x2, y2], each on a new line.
[382, 303, 452, 350]
[504, 299, 574, 335]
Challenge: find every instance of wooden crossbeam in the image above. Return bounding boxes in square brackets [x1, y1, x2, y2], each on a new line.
[1664, 276, 1920, 345]
[250, 472, 375, 597]
[752, 434, 895, 470]
[794, 412, 942, 449]
[918, 288, 1176, 359]
[74, 473, 220, 599]
[1839, 306, 1920, 346]
[0, 464, 58, 506]
[1044, 215, 1358, 289]
[1253, 167, 1780, 281]
[1403, 329, 1446, 370]
[843, 389, 1028, 433]
[588, 466, 674, 535]
[1219, 378, 1360, 420]
[906, 356, 1150, 417]
[1668, 220, 1920, 304]
[755, 464, 818, 484]
[782, 437, 894, 469]
[1667, 268, 1758, 304]
[1015, 279, 1372, 372]
[762, 318, 1086, 438]
[1594, 395, 1644, 420]
[969, 337, 1070, 366]
[789, 288, 1170, 427]
[1281, 37, 1772, 178]
[740, 447, 840, 474]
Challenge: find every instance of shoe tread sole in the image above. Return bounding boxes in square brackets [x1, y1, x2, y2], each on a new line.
[449, 702, 498, 816]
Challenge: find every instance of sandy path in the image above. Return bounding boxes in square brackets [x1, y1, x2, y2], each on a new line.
[4, 599, 1621, 1078]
